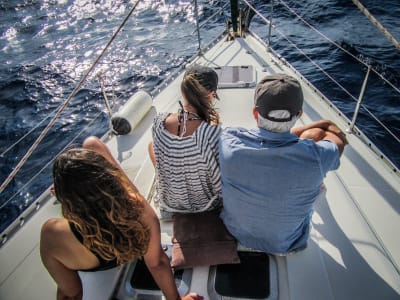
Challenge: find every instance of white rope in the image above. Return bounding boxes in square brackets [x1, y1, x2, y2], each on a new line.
[0, 0, 141, 194]
[352, 0, 400, 51]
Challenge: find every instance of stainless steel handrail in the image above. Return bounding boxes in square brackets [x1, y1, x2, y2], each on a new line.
[347, 66, 371, 133]
[241, 0, 400, 149]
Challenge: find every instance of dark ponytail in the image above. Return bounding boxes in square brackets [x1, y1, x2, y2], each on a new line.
[181, 74, 219, 124]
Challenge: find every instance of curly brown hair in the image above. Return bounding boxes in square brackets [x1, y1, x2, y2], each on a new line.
[53, 148, 150, 264]
[181, 74, 219, 125]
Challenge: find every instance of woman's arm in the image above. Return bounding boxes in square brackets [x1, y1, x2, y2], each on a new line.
[148, 141, 156, 166]
[142, 204, 202, 300]
[40, 219, 83, 300]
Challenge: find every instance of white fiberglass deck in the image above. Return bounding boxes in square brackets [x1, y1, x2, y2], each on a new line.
[0, 32, 399, 300]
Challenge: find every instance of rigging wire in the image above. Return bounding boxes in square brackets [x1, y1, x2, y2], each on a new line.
[0, 109, 55, 157]
[0, 111, 105, 211]
[352, 0, 400, 51]
[1, 73, 119, 157]
[0, 0, 140, 194]
[2, 0, 398, 195]
[191, 3, 229, 35]
[276, 0, 400, 95]
[242, 0, 400, 144]
[0, 0, 141, 194]
[274, 0, 400, 142]
[97, 73, 115, 118]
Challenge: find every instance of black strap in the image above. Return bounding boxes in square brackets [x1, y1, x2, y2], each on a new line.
[69, 221, 84, 243]
[177, 101, 202, 136]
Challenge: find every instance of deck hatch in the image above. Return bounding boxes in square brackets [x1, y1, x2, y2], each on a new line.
[130, 259, 184, 291]
[214, 66, 256, 88]
[121, 244, 192, 298]
[214, 251, 270, 299]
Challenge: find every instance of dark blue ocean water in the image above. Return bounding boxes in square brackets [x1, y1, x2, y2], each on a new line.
[0, 0, 399, 232]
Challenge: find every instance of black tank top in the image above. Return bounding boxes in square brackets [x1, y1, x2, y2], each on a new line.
[69, 222, 118, 272]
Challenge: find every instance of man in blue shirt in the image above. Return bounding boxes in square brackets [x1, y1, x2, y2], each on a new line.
[219, 74, 347, 255]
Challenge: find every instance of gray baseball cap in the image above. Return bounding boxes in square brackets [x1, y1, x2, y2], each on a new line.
[254, 74, 303, 122]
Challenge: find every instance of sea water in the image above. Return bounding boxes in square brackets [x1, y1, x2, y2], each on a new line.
[0, 0, 399, 232]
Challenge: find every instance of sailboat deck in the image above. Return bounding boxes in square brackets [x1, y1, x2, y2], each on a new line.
[1, 32, 399, 300]
[112, 33, 400, 299]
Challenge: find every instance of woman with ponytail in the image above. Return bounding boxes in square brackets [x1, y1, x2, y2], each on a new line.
[149, 65, 222, 218]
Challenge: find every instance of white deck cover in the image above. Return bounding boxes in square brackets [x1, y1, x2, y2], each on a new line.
[0, 33, 399, 300]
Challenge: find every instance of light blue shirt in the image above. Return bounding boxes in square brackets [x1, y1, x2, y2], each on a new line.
[219, 127, 340, 254]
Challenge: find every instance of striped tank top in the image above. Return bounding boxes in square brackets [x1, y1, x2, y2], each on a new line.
[152, 112, 222, 213]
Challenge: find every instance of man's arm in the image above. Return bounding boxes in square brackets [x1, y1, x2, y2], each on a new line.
[291, 120, 348, 155]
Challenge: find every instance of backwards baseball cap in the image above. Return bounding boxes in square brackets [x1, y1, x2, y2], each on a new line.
[185, 65, 219, 99]
[254, 74, 303, 122]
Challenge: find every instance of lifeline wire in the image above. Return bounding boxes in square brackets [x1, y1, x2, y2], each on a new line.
[243, 0, 400, 144]
[276, 0, 400, 94]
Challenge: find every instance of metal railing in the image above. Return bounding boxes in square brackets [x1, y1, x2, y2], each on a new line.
[240, 0, 400, 153]
[1, 0, 399, 240]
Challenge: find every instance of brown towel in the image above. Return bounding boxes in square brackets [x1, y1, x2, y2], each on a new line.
[171, 210, 240, 270]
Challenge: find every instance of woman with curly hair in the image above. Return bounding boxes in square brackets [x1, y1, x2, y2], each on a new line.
[40, 136, 202, 300]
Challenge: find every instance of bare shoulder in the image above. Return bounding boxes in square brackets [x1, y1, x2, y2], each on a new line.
[41, 218, 69, 234]
[141, 200, 159, 225]
[162, 113, 178, 135]
[40, 218, 72, 248]
[164, 113, 178, 127]
[164, 112, 177, 122]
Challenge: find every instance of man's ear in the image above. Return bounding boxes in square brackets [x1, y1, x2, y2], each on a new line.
[253, 107, 259, 120]
[297, 110, 303, 118]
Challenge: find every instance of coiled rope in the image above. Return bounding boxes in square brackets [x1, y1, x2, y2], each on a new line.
[0, 0, 141, 194]
[352, 0, 400, 51]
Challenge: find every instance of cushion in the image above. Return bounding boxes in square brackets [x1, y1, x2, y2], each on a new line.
[171, 210, 240, 270]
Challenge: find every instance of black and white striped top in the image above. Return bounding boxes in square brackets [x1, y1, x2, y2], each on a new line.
[152, 112, 222, 213]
